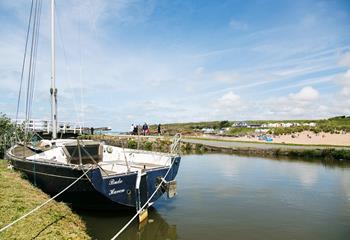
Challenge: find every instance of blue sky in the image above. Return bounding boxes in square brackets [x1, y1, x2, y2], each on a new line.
[1, 0, 350, 130]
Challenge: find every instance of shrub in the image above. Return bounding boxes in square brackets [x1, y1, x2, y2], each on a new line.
[312, 127, 321, 134]
[144, 141, 153, 151]
[219, 120, 230, 129]
[127, 139, 137, 149]
[0, 113, 25, 158]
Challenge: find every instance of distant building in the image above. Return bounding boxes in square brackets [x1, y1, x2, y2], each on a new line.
[232, 122, 262, 128]
[233, 122, 248, 128]
[281, 123, 293, 128]
[263, 123, 281, 128]
[303, 122, 316, 127]
[261, 122, 316, 128]
[233, 121, 317, 129]
[201, 128, 215, 134]
[248, 123, 262, 128]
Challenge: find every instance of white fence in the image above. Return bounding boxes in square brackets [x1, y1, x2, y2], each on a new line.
[15, 119, 85, 134]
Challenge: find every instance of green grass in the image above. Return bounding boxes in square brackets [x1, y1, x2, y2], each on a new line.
[0, 160, 90, 239]
[227, 127, 255, 136]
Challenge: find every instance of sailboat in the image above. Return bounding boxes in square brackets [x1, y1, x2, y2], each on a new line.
[5, 0, 181, 211]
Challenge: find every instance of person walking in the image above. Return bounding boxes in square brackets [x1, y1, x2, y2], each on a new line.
[130, 124, 135, 135]
[157, 124, 161, 135]
[142, 122, 148, 136]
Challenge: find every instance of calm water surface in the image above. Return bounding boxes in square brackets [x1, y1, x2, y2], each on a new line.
[79, 154, 350, 240]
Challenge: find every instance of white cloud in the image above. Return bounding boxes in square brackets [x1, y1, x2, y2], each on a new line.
[256, 87, 324, 119]
[217, 91, 240, 107]
[202, 91, 245, 120]
[289, 86, 319, 102]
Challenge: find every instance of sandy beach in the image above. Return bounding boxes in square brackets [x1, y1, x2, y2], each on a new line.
[200, 131, 350, 146]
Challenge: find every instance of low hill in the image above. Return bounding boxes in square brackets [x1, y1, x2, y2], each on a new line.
[150, 116, 350, 136]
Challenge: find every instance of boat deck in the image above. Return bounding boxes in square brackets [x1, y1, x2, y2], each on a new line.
[9, 144, 169, 176]
[99, 160, 166, 175]
[10, 145, 37, 159]
[130, 161, 165, 169]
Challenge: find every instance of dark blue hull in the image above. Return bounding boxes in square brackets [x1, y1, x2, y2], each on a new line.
[90, 156, 181, 208]
[7, 155, 181, 210]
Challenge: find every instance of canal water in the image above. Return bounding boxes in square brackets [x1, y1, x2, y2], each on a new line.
[79, 154, 350, 240]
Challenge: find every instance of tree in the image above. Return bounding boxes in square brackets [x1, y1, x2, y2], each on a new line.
[0, 113, 25, 158]
[219, 120, 230, 129]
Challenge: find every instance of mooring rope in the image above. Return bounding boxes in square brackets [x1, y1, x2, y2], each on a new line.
[0, 165, 93, 233]
[110, 134, 181, 239]
[110, 158, 176, 240]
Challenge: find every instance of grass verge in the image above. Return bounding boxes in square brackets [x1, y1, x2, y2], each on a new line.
[0, 160, 90, 240]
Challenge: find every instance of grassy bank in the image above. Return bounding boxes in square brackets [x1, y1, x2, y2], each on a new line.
[0, 160, 90, 239]
[184, 137, 350, 160]
[202, 145, 350, 161]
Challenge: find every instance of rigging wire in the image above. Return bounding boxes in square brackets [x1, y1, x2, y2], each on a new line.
[29, 0, 42, 186]
[16, 0, 34, 123]
[20, 0, 42, 136]
[28, 0, 42, 122]
[25, 0, 42, 125]
[25, 0, 38, 124]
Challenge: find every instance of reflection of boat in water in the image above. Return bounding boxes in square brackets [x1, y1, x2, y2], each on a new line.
[78, 208, 177, 240]
[5, 0, 181, 211]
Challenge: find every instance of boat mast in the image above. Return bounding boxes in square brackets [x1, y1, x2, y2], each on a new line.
[50, 0, 57, 139]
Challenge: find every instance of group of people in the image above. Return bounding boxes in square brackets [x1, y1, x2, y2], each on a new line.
[130, 123, 162, 135]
